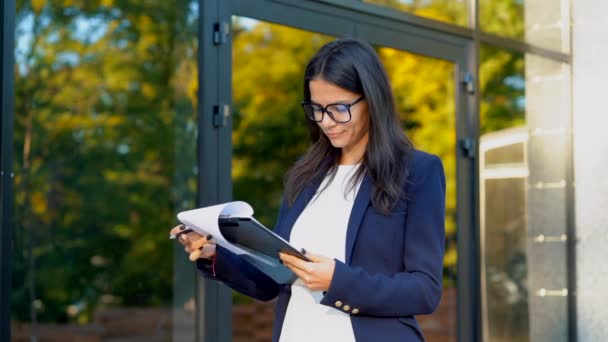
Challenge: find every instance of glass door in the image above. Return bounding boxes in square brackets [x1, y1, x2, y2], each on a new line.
[229, 17, 336, 341]
[223, 1, 474, 340]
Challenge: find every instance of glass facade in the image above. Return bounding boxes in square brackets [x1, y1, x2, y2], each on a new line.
[365, 0, 468, 26]
[2, 0, 574, 341]
[11, 0, 199, 340]
[479, 44, 572, 341]
[480, 0, 571, 53]
[231, 17, 334, 341]
[228, 18, 460, 337]
[478, 44, 529, 340]
[522, 53, 571, 341]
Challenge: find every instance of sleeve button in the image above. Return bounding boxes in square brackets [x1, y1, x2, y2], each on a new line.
[334, 301, 343, 308]
[343, 305, 351, 311]
[352, 308, 359, 314]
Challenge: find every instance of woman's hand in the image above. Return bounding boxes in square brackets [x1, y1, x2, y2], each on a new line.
[279, 251, 336, 292]
[170, 224, 216, 261]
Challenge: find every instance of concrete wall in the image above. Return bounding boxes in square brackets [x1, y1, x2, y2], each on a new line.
[572, 1, 608, 341]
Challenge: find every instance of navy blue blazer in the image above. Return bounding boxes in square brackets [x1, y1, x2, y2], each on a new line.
[197, 150, 446, 341]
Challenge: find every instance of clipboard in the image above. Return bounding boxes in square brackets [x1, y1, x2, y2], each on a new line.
[176, 201, 308, 284]
[218, 217, 311, 262]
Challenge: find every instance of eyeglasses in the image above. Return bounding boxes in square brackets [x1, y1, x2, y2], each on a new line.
[301, 96, 365, 123]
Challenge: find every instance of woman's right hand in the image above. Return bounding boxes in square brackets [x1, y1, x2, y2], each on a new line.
[170, 224, 216, 261]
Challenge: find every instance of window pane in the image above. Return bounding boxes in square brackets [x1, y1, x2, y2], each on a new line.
[480, 0, 570, 53]
[480, 45, 528, 342]
[377, 46, 457, 342]
[230, 18, 457, 341]
[12, 1, 199, 340]
[480, 44, 572, 341]
[231, 16, 335, 341]
[524, 53, 571, 341]
[365, 0, 468, 26]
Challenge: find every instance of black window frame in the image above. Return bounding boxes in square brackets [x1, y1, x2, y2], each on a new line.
[1, 0, 16, 340]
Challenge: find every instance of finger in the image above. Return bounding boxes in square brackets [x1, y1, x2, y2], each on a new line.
[283, 262, 312, 283]
[281, 254, 314, 274]
[200, 244, 216, 259]
[181, 231, 206, 249]
[189, 234, 213, 251]
[190, 245, 211, 261]
[303, 251, 326, 263]
[189, 248, 203, 261]
[179, 234, 194, 250]
[280, 252, 306, 265]
[169, 224, 186, 236]
[279, 253, 298, 269]
[281, 259, 322, 289]
[279, 252, 300, 266]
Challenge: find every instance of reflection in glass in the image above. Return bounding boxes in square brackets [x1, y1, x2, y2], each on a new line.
[480, 127, 530, 342]
[365, 0, 468, 26]
[479, 0, 570, 53]
[378, 46, 457, 342]
[231, 16, 334, 341]
[480, 45, 529, 342]
[231, 17, 457, 341]
[480, 46, 525, 135]
[480, 45, 571, 341]
[523, 53, 570, 342]
[12, 1, 199, 340]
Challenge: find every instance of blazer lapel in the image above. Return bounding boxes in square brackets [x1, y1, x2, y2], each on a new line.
[345, 174, 372, 264]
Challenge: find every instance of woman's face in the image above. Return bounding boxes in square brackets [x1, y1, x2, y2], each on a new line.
[309, 78, 370, 160]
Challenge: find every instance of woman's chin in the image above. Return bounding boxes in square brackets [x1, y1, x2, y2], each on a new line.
[327, 138, 344, 148]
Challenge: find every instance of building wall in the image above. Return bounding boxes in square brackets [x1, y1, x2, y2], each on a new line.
[572, 1, 608, 340]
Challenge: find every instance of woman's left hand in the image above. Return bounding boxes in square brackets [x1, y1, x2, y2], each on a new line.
[279, 251, 336, 292]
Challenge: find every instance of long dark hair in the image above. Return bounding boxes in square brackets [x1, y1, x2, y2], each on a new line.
[284, 38, 413, 214]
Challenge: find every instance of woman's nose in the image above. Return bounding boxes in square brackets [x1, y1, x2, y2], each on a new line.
[319, 111, 337, 128]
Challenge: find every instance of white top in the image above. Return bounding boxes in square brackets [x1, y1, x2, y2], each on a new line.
[279, 164, 361, 342]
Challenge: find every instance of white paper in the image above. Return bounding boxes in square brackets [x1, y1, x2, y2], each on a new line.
[176, 201, 255, 255]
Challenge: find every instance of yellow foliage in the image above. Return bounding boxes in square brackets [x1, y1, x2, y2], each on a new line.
[378, 46, 457, 242]
[139, 15, 153, 28]
[51, 113, 124, 134]
[141, 82, 157, 100]
[104, 115, 124, 127]
[31, 191, 48, 216]
[113, 224, 133, 238]
[443, 243, 458, 267]
[31, 0, 46, 14]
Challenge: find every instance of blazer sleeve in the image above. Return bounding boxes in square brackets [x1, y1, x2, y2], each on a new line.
[320, 154, 446, 317]
[196, 198, 289, 302]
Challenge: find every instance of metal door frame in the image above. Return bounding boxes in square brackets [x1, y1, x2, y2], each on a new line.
[1, 0, 16, 340]
[200, 1, 480, 341]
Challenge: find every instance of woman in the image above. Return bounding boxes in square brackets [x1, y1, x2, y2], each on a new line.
[170, 38, 446, 342]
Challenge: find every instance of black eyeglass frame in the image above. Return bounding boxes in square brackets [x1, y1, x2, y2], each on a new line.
[301, 96, 366, 123]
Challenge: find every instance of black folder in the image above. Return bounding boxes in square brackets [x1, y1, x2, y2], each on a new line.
[218, 216, 311, 284]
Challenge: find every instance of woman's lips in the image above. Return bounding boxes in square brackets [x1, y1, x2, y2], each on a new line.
[326, 131, 343, 138]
